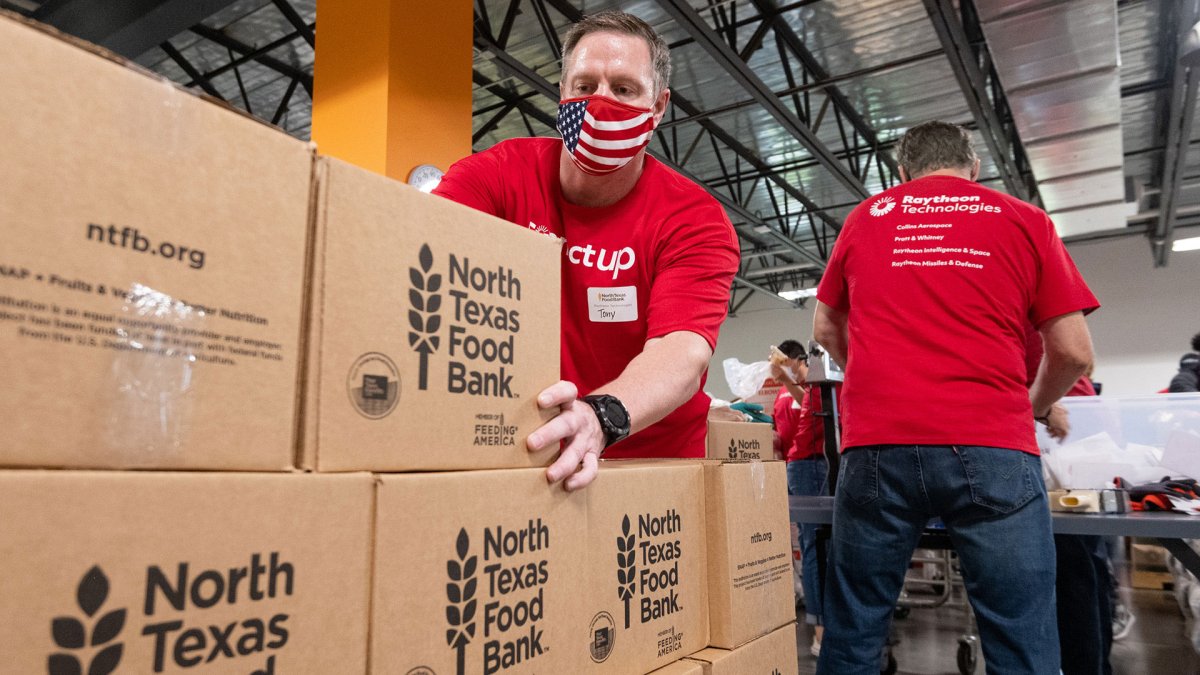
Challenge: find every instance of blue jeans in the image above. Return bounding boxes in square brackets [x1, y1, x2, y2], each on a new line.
[1055, 534, 1112, 675]
[788, 457, 829, 625]
[817, 445, 1059, 675]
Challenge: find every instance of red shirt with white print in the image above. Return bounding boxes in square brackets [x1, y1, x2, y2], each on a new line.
[817, 175, 1099, 455]
[434, 137, 740, 458]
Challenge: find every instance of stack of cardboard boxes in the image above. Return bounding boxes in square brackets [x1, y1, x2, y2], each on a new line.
[0, 13, 798, 674]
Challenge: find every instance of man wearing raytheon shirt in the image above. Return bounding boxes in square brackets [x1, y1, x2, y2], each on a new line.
[434, 11, 739, 490]
[813, 121, 1098, 673]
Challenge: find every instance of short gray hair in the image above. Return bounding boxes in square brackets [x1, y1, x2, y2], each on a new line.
[895, 121, 978, 178]
[561, 10, 671, 96]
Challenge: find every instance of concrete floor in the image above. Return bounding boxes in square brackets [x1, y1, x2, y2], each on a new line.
[792, 587, 1200, 674]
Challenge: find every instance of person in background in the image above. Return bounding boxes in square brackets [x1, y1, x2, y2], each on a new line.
[771, 339, 830, 657]
[1168, 332, 1200, 393]
[1047, 356, 1113, 675]
[772, 340, 808, 461]
[434, 11, 739, 490]
[813, 120, 1098, 673]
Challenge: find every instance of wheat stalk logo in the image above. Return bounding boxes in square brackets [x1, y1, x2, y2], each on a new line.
[408, 243, 443, 391]
[49, 566, 126, 675]
[728, 439, 738, 459]
[446, 528, 478, 675]
[616, 515, 637, 629]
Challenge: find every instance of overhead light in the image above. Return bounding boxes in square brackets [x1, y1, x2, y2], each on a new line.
[1173, 236, 1200, 252]
[752, 225, 773, 234]
[778, 288, 818, 301]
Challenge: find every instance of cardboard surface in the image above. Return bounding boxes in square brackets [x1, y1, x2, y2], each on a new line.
[0, 14, 314, 470]
[302, 157, 562, 471]
[0, 471, 374, 674]
[646, 659, 705, 675]
[703, 461, 794, 648]
[372, 469, 588, 675]
[685, 623, 799, 675]
[584, 461, 709, 674]
[705, 421, 776, 461]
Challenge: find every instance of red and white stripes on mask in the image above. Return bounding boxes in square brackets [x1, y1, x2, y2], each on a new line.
[556, 94, 656, 176]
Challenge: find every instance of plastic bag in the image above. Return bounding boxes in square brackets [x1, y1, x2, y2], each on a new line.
[723, 357, 773, 400]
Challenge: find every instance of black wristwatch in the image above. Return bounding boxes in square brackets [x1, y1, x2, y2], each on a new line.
[582, 394, 631, 450]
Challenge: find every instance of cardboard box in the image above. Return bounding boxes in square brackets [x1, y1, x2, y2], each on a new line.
[703, 461, 794, 648]
[1131, 541, 1174, 590]
[584, 461, 709, 674]
[646, 660, 705, 675]
[0, 14, 314, 470]
[706, 420, 776, 461]
[300, 157, 562, 471]
[372, 469, 588, 675]
[685, 623, 799, 675]
[0, 471, 374, 674]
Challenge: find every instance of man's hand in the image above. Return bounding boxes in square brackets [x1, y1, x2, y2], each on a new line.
[1042, 401, 1070, 441]
[770, 362, 792, 384]
[526, 380, 605, 491]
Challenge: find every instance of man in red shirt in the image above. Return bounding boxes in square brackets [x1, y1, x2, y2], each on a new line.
[771, 339, 835, 656]
[434, 11, 739, 490]
[812, 121, 1098, 673]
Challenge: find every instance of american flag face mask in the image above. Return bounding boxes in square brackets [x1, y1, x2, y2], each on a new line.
[556, 94, 656, 176]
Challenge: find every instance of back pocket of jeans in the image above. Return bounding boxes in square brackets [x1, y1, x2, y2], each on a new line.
[956, 446, 1036, 514]
[839, 448, 879, 506]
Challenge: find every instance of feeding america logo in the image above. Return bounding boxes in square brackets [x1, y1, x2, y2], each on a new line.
[869, 196, 896, 217]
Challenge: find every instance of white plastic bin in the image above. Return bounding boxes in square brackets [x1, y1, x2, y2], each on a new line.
[1038, 393, 1200, 488]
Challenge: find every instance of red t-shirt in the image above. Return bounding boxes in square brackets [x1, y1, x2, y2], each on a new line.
[816, 175, 1099, 454]
[776, 384, 838, 461]
[433, 137, 740, 458]
[791, 385, 839, 461]
[773, 387, 801, 457]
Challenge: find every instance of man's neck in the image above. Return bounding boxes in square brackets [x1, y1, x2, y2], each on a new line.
[912, 168, 974, 181]
[559, 150, 645, 207]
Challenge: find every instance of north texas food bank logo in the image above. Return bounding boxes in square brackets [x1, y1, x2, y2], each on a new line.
[48, 556, 292, 675]
[49, 566, 126, 675]
[406, 243, 523, 399]
[869, 196, 896, 217]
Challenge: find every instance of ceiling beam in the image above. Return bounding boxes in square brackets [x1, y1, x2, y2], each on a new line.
[749, 0, 900, 183]
[1152, 3, 1200, 267]
[659, 0, 870, 199]
[34, 0, 239, 58]
[190, 22, 312, 95]
[922, 0, 1030, 201]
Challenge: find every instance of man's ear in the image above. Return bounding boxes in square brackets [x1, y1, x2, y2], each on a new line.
[652, 88, 671, 127]
[970, 158, 981, 182]
[898, 166, 910, 183]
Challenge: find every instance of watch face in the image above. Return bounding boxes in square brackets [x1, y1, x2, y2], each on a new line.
[604, 400, 628, 427]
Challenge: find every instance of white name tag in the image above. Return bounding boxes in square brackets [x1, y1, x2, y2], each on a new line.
[588, 286, 638, 322]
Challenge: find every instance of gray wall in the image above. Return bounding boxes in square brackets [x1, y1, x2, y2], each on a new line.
[706, 235, 1199, 401]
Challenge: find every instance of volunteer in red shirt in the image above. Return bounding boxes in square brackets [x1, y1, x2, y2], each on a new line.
[771, 340, 810, 458]
[812, 121, 1099, 674]
[771, 339, 835, 656]
[434, 11, 739, 490]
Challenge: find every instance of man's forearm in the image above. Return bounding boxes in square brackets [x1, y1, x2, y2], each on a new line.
[780, 379, 807, 402]
[1030, 312, 1093, 415]
[593, 331, 712, 436]
[813, 301, 849, 369]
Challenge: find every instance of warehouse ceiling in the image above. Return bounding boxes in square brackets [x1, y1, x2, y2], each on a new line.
[4, 0, 1198, 311]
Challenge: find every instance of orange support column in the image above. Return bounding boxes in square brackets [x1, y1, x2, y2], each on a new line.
[311, 0, 473, 181]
